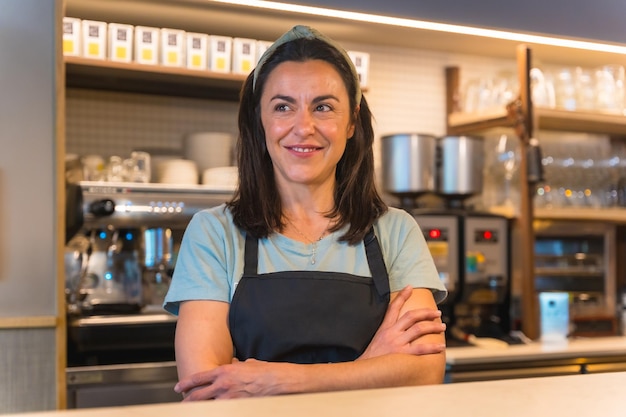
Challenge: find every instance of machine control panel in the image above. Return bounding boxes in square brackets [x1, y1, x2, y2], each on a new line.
[473, 229, 500, 243]
[413, 213, 460, 300]
[80, 181, 234, 228]
[464, 215, 509, 304]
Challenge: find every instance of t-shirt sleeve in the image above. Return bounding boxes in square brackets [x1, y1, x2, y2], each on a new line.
[377, 208, 448, 304]
[163, 207, 235, 315]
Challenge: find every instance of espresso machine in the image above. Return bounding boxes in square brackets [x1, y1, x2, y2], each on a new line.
[382, 134, 513, 345]
[64, 181, 234, 408]
[65, 180, 234, 315]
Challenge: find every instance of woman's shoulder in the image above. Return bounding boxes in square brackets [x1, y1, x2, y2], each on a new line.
[373, 206, 421, 249]
[194, 203, 232, 220]
[376, 206, 418, 229]
[186, 203, 239, 237]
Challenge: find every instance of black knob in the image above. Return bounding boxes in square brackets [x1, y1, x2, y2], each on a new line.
[89, 199, 115, 217]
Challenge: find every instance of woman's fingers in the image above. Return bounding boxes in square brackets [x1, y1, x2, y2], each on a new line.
[380, 285, 413, 327]
[396, 308, 443, 331]
[406, 341, 446, 356]
[175, 370, 215, 394]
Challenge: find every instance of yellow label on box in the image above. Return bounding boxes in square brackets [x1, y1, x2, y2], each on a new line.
[167, 51, 178, 64]
[87, 43, 100, 56]
[192, 55, 201, 67]
[142, 49, 153, 61]
[115, 46, 127, 59]
[242, 60, 252, 72]
[63, 39, 74, 54]
[216, 57, 226, 70]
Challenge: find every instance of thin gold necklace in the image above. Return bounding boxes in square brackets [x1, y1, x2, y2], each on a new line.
[286, 217, 331, 265]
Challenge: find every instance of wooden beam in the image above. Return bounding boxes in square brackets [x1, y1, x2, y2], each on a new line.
[515, 44, 539, 340]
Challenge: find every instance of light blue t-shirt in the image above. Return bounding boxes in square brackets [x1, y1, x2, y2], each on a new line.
[163, 205, 447, 315]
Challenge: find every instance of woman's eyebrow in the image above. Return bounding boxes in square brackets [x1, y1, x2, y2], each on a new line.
[269, 94, 340, 103]
[270, 94, 295, 102]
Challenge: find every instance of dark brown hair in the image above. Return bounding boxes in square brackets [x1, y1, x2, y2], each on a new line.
[227, 37, 387, 245]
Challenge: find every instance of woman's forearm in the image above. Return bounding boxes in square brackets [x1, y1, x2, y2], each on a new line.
[272, 351, 446, 395]
[176, 351, 445, 400]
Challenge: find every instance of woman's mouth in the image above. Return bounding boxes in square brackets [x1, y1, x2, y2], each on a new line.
[288, 146, 322, 153]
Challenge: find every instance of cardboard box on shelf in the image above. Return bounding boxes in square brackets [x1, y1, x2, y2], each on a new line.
[347, 50, 370, 88]
[108, 23, 134, 63]
[81, 19, 107, 60]
[161, 28, 185, 67]
[256, 40, 273, 63]
[63, 17, 81, 56]
[209, 35, 232, 73]
[186, 32, 209, 70]
[134, 26, 160, 65]
[232, 37, 257, 75]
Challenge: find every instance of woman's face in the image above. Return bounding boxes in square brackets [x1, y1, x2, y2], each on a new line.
[260, 59, 355, 191]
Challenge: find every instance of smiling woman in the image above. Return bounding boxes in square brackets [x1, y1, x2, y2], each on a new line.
[163, 25, 448, 401]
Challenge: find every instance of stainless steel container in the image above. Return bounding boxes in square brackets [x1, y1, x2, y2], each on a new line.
[437, 135, 484, 200]
[381, 133, 437, 208]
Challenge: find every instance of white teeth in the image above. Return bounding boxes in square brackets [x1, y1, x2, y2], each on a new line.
[292, 147, 316, 153]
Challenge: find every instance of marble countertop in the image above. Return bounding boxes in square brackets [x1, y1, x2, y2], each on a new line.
[446, 336, 626, 366]
[7, 372, 626, 417]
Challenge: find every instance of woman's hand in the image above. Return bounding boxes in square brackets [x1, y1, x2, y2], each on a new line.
[175, 358, 294, 401]
[359, 286, 446, 360]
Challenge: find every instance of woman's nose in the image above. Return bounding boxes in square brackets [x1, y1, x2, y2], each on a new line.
[294, 109, 315, 135]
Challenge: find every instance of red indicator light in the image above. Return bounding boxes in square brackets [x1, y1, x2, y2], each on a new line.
[429, 229, 442, 239]
[483, 230, 492, 240]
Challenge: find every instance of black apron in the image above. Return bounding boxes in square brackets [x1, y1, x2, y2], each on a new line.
[228, 229, 391, 364]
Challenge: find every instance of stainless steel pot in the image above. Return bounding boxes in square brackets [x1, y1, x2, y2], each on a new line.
[381, 133, 437, 207]
[437, 135, 484, 200]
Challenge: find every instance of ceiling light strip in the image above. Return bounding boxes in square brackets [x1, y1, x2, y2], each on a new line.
[208, 0, 626, 54]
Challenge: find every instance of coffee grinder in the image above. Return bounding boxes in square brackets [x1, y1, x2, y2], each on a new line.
[382, 134, 513, 345]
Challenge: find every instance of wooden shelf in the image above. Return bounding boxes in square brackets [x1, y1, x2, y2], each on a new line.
[535, 107, 626, 136]
[489, 205, 626, 224]
[66, 0, 626, 68]
[534, 207, 626, 223]
[65, 55, 246, 100]
[448, 106, 626, 136]
[447, 108, 512, 135]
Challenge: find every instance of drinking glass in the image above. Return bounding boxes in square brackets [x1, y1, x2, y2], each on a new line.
[125, 151, 151, 183]
[82, 155, 106, 181]
[495, 134, 520, 208]
[595, 65, 625, 114]
[575, 67, 595, 111]
[530, 67, 556, 108]
[553, 67, 577, 110]
[107, 155, 125, 182]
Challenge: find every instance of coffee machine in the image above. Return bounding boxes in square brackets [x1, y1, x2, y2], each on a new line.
[65, 181, 234, 315]
[64, 181, 234, 407]
[414, 211, 511, 344]
[382, 134, 513, 345]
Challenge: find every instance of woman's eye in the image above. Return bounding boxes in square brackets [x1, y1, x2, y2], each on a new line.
[315, 103, 332, 112]
[275, 103, 290, 112]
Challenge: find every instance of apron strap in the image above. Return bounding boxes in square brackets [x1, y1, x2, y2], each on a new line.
[364, 228, 390, 299]
[243, 232, 258, 275]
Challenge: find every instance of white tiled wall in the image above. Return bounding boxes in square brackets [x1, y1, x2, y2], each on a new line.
[66, 90, 240, 158]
